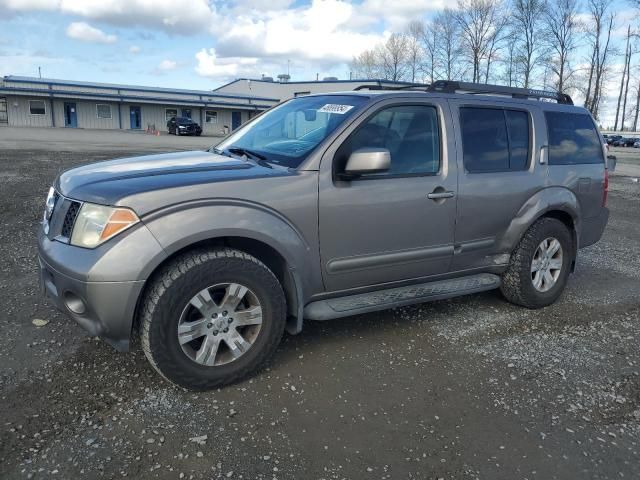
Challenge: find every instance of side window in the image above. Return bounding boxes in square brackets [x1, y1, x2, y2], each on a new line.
[545, 112, 604, 165]
[505, 110, 529, 170]
[339, 105, 440, 176]
[460, 107, 530, 173]
[165, 109, 177, 122]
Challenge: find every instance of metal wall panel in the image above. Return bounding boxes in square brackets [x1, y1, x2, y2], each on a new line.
[5, 95, 53, 127]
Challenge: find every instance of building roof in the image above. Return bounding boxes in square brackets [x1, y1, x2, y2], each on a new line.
[2, 76, 280, 103]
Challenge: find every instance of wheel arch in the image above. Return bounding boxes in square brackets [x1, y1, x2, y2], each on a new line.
[132, 235, 305, 338]
[499, 187, 580, 270]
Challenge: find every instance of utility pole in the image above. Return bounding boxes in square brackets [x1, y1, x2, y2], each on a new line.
[38, 66, 41, 79]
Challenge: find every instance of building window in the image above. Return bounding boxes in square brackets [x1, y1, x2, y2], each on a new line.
[205, 110, 218, 124]
[165, 108, 178, 121]
[29, 100, 46, 115]
[96, 104, 112, 119]
[460, 107, 531, 173]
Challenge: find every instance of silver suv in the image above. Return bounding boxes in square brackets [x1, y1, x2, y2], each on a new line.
[38, 81, 611, 390]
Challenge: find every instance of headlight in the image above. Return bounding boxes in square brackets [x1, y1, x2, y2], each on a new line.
[178, 125, 186, 129]
[70, 203, 139, 248]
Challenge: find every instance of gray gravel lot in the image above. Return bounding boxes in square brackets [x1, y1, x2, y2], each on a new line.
[0, 128, 639, 479]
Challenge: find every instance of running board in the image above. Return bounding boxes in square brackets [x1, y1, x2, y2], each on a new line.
[304, 273, 501, 321]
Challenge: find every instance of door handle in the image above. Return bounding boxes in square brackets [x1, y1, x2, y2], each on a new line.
[427, 191, 455, 200]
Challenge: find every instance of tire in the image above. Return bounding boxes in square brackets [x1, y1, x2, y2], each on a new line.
[140, 248, 286, 390]
[500, 217, 573, 309]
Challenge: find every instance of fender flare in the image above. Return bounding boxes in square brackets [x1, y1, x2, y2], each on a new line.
[139, 199, 314, 333]
[497, 187, 581, 254]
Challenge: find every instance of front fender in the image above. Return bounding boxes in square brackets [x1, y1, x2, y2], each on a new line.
[497, 187, 581, 252]
[141, 199, 316, 294]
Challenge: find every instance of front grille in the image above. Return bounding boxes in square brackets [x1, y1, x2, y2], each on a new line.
[61, 201, 81, 238]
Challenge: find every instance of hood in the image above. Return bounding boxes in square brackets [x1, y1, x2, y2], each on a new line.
[55, 150, 284, 207]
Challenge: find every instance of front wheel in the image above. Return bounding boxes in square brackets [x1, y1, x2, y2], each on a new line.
[500, 218, 573, 309]
[140, 248, 286, 390]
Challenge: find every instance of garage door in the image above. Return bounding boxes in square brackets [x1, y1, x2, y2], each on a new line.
[0, 97, 7, 124]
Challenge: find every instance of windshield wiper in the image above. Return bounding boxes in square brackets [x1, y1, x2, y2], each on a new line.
[228, 147, 266, 160]
[227, 147, 272, 168]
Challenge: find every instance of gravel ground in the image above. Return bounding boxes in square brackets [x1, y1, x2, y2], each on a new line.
[0, 133, 639, 479]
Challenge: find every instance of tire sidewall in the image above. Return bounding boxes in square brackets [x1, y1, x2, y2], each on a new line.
[520, 220, 572, 306]
[146, 254, 285, 388]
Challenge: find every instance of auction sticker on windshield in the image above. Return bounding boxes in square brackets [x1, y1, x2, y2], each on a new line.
[318, 104, 355, 114]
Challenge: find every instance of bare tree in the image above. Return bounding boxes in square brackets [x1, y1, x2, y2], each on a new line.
[511, 0, 548, 88]
[543, 0, 580, 92]
[422, 20, 439, 83]
[583, 0, 616, 118]
[454, 0, 505, 83]
[614, 25, 632, 131]
[633, 81, 640, 131]
[620, 32, 635, 130]
[406, 21, 425, 83]
[350, 49, 381, 79]
[433, 9, 466, 80]
[483, 10, 509, 83]
[377, 34, 410, 81]
[500, 29, 520, 86]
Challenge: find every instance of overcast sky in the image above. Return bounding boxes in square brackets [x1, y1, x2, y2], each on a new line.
[0, 0, 634, 127]
[0, 0, 450, 89]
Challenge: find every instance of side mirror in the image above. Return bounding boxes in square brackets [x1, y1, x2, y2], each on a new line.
[304, 109, 317, 122]
[607, 154, 617, 172]
[342, 148, 391, 179]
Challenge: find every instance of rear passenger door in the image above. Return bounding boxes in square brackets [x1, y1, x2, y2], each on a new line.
[449, 100, 546, 271]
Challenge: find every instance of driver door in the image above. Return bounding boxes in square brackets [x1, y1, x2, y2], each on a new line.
[318, 98, 458, 292]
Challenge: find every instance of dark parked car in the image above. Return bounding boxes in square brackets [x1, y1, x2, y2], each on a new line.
[167, 116, 202, 136]
[613, 137, 635, 147]
[606, 135, 622, 145]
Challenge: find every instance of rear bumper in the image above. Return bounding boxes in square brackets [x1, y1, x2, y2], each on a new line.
[39, 256, 144, 351]
[579, 208, 610, 248]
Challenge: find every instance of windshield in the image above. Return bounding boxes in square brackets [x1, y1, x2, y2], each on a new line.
[214, 95, 368, 168]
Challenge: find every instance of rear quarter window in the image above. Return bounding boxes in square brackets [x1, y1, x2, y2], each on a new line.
[545, 112, 604, 165]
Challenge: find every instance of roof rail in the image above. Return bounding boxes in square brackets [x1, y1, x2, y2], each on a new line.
[353, 83, 425, 91]
[427, 80, 573, 105]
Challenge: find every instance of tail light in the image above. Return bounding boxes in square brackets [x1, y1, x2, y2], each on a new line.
[603, 168, 609, 207]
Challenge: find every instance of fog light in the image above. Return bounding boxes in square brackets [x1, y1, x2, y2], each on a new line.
[63, 291, 87, 315]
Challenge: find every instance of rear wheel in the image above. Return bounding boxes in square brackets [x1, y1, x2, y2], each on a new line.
[140, 248, 286, 390]
[500, 218, 572, 308]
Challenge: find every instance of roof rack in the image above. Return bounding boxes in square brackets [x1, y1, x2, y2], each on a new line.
[426, 80, 573, 105]
[354, 80, 573, 105]
[353, 84, 422, 91]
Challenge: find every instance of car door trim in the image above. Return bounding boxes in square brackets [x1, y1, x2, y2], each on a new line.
[326, 244, 453, 274]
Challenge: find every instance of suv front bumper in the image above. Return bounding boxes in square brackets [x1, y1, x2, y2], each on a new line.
[37, 224, 166, 351]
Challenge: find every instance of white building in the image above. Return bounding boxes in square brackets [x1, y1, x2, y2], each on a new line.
[0, 76, 421, 134]
[214, 78, 419, 102]
[0, 76, 279, 135]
